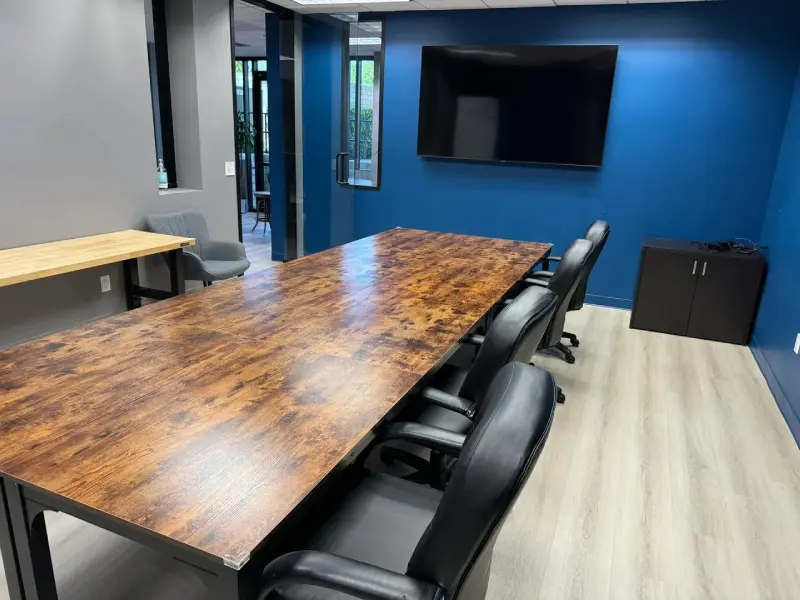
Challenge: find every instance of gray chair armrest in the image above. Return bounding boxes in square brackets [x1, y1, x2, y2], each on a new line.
[420, 387, 476, 418]
[259, 551, 443, 600]
[181, 250, 210, 282]
[381, 422, 467, 457]
[531, 270, 555, 278]
[203, 239, 248, 261]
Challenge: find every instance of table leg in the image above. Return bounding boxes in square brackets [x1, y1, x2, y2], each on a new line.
[0, 479, 24, 600]
[122, 258, 141, 310]
[3, 481, 58, 600]
[166, 249, 186, 296]
[206, 565, 256, 600]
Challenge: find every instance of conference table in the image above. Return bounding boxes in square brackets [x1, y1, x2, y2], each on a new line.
[0, 228, 550, 600]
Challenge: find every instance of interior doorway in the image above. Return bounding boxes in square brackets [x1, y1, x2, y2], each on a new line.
[232, 1, 276, 272]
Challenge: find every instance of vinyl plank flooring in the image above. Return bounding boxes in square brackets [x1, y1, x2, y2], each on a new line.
[2, 305, 800, 600]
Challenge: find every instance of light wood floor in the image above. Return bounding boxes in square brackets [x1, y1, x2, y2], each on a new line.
[2, 305, 800, 599]
[240, 212, 280, 274]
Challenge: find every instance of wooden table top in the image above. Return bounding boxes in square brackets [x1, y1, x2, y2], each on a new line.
[0, 230, 195, 288]
[0, 228, 550, 569]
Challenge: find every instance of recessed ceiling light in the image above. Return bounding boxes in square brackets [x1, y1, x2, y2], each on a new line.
[293, 0, 409, 4]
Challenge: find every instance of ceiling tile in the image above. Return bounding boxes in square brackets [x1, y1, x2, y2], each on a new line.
[361, 0, 427, 9]
[483, 0, 554, 7]
[417, 0, 488, 9]
[554, 0, 626, 5]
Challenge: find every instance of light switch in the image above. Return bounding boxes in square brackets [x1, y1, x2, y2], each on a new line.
[225, 161, 236, 177]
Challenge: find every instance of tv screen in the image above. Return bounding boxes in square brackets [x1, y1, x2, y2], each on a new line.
[417, 45, 619, 168]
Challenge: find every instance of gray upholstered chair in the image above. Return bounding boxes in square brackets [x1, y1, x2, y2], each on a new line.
[146, 210, 250, 284]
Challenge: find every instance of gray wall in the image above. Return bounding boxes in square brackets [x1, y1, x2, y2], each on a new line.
[0, 0, 239, 349]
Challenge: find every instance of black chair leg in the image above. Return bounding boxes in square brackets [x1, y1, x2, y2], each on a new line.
[557, 387, 566, 404]
[562, 331, 580, 347]
[555, 342, 576, 364]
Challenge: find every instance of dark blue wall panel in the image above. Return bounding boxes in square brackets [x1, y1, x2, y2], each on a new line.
[352, 1, 800, 306]
[752, 66, 800, 445]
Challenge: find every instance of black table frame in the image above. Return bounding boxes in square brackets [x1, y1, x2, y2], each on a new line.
[122, 248, 186, 310]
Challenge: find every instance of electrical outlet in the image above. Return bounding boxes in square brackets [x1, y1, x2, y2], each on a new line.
[794, 333, 800, 355]
[100, 275, 111, 293]
[225, 161, 236, 177]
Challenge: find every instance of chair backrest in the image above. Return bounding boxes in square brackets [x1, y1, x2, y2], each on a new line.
[406, 362, 557, 599]
[458, 286, 557, 405]
[541, 238, 594, 348]
[570, 220, 611, 311]
[145, 210, 210, 258]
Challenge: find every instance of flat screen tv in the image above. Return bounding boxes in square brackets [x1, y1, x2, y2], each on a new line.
[417, 45, 619, 168]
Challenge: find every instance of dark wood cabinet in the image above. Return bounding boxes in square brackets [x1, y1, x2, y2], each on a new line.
[630, 238, 765, 345]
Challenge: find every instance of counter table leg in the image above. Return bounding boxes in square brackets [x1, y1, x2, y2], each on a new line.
[3, 481, 58, 600]
[166, 249, 186, 296]
[0, 479, 24, 600]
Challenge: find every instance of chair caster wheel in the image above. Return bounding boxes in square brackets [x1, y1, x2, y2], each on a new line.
[557, 388, 566, 404]
[565, 354, 576, 365]
[571, 339, 580, 348]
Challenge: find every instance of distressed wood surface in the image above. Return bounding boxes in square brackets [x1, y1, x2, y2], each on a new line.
[0, 228, 550, 567]
[0, 230, 195, 287]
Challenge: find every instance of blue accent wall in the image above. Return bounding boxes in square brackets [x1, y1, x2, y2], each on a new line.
[302, 17, 355, 255]
[752, 66, 800, 445]
[352, 1, 800, 307]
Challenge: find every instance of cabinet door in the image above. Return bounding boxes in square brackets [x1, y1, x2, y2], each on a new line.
[686, 257, 764, 345]
[631, 250, 698, 336]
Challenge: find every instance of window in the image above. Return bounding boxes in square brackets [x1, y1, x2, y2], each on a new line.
[144, 0, 176, 189]
[235, 59, 269, 212]
[344, 19, 383, 189]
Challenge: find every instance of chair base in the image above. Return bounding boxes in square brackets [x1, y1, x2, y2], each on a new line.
[554, 342, 576, 364]
[562, 331, 580, 347]
[557, 387, 566, 404]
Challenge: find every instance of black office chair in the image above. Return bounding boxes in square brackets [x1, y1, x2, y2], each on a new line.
[375, 285, 556, 483]
[258, 362, 557, 600]
[531, 221, 611, 348]
[521, 238, 594, 364]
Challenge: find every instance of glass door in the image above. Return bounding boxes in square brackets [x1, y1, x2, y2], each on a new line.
[301, 13, 357, 254]
[252, 68, 270, 199]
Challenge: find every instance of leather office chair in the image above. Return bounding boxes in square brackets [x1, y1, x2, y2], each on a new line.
[531, 220, 610, 348]
[378, 285, 557, 484]
[258, 362, 557, 600]
[146, 210, 250, 284]
[522, 238, 594, 364]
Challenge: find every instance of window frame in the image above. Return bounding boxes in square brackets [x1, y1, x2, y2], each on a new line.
[339, 17, 385, 191]
[147, 0, 178, 189]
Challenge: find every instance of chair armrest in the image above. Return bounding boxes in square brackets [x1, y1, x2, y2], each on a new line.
[419, 387, 476, 418]
[203, 239, 248, 261]
[181, 250, 209, 281]
[459, 333, 485, 346]
[547, 256, 562, 262]
[381, 422, 467, 457]
[522, 278, 549, 287]
[259, 551, 443, 600]
[531, 270, 555, 279]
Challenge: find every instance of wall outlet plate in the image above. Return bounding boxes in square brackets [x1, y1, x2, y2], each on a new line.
[794, 333, 800, 355]
[100, 275, 111, 293]
[225, 161, 236, 177]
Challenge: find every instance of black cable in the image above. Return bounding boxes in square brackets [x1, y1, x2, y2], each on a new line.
[692, 238, 767, 255]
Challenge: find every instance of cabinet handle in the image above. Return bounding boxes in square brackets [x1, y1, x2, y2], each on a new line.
[692, 261, 697, 275]
[702, 262, 707, 276]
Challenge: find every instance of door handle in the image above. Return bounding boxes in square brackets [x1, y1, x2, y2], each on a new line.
[702, 262, 707, 276]
[335, 152, 349, 185]
[692, 261, 697, 275]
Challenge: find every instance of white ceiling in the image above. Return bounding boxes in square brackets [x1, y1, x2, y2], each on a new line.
[266, 0, 711, 15]
[234, 0, 271, 57]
